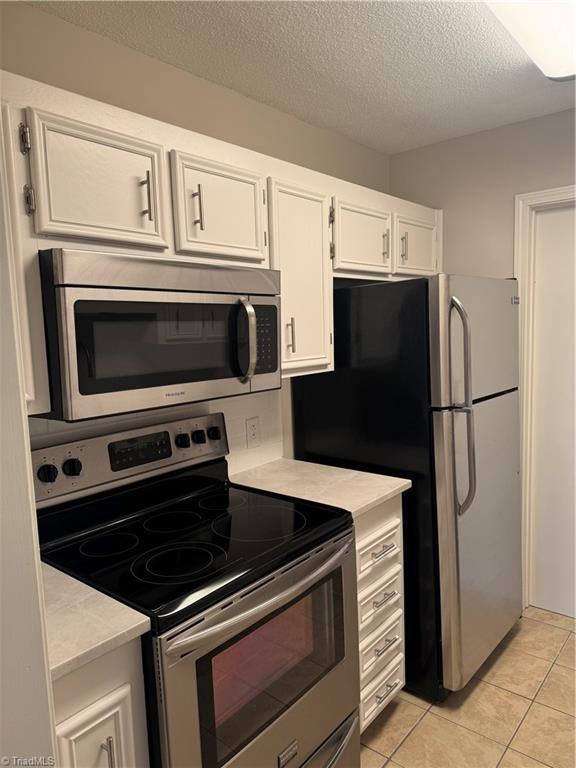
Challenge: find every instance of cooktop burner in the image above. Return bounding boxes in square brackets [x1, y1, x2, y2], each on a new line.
[211, 506, 307, 542]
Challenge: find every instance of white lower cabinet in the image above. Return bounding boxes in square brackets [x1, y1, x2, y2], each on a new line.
[354, 497, 406, 732]
[268, 178, 333, 376]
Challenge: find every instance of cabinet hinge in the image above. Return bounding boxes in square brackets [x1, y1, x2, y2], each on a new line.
[329, 241, 335, 260]
[264, 231, 268, 247]
[23, 184, 36, 215]
[328, 205, 335, 226]
[511, 296, 520, 305]
[18, 122, 31, 154]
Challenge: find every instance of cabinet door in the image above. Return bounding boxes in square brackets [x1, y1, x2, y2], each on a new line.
[171, 150, 268, 263]
[26, 109, 168, 248]
[56, 684, 137, 768]
[268, 179, 333, 376]
[332, 198, 392, 274]
[393, 214, 438, 275]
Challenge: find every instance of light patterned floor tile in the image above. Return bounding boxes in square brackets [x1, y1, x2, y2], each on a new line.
[535, 664, 575, 716]
[361, 699, 425, 757]
[476, 644, 552, 699]
[397, 689, 432, 710]
[498, 748, 550, 767]
[361, 745, 387, 767]
[510, 702, 575, 768]
[393, 712, 505, 768]
[556, 633, 575, 670]
[523, 606, 576, 633]
[430, 678, 530, 745]
[502, 618, 570, 662]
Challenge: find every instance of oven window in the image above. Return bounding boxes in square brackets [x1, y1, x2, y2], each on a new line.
[74, 300, 250, 394]
[196, 572, 345, 768]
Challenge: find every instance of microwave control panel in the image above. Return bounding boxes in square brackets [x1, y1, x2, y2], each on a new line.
[255, 305, 279, 374]
[32, 413, 228, 506]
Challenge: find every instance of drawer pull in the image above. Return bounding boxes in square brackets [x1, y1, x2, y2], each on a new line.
[371, 543, 397, 562]
[375, 679, 401, 705]
[374, 635, 400, 657]
[101, 736, 116, 768]
[373, 590, 398, 611]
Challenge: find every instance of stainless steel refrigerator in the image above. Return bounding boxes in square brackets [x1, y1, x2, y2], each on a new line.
[292, 274, 522, 701]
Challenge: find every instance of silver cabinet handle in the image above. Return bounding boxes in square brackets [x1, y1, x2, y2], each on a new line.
[373, 590, 398, 610]
[375, 635, 400, 657]
[375, 679, 401, 705]
[450, 296, 477, 516]
[400, 232, 408, 261]
[191, 183, 205, 231]
[371, 542, 396, 562]
[239, 297, 257, 382]
[383, 229, 390, 260]
[101, 736, 116, 768]
[140, 170, 153, 221]
[287, 316, 296, 353]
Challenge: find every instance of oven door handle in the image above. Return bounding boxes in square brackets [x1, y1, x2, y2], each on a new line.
[238, 297, 257, 383]
[165, 539, 352, 658]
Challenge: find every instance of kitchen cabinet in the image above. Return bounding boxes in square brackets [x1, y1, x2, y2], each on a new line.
[171, 150, 268, 263]
[332, 197, 392, 274]
[393, 213, 440, 275]
[268, 178, 333, 376]
[23, 108, 168, 249]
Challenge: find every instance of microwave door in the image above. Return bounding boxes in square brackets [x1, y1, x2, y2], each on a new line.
[54, 288, 252, 421]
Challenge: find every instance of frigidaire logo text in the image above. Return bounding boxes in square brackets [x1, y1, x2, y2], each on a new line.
[165, 391, 186, 398]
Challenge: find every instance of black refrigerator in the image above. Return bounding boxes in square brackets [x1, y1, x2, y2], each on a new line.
[292, 276, 522, 701]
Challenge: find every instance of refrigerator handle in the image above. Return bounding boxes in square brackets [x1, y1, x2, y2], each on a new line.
[454, 406, 477, 516]
[450, 296, 473, 408]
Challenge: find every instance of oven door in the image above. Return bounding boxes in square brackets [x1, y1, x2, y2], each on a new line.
[52, 287, 280, 420]
[156, 533, 359, 768]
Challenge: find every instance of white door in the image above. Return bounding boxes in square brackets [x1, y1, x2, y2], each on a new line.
[332, 198, 392, 274]
[529, 202, 575, 617]
[268, 178, 333, 376]
[171, 150, 268, 263]
[393, 214, 438, 275]
[26, 108, 168, 248]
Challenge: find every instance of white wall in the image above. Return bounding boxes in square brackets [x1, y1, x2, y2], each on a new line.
[389, 110, 575, 277]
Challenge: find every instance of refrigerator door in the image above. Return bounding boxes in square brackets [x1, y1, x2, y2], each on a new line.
[429, 274, 519, 407]
[434, 389, 522, 690]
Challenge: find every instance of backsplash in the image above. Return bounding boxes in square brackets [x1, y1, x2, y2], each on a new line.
[28, 388, 284, 475]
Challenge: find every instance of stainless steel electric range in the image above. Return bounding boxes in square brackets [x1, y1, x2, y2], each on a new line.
[34, 414, 360, 768]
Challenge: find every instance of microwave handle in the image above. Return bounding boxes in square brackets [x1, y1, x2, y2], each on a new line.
[239, 297, 257, 382]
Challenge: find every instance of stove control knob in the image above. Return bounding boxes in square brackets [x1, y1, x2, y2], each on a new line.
[192, 429, 207, 444]
[207, 426, 221, 441]
[37, 463, 58, 483]
[175, 433, 191, 449]
[62, 458, 83, 477]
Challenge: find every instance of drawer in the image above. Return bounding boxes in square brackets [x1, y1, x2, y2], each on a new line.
[358, 564, 402, 636]
[359, 609, 404, 686]
[357, 518, 401, 586]
[360, 654, 404, 732]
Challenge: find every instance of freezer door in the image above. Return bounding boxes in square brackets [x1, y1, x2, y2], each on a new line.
[429, 274, 519, 407]
[434, 390, 522, 690]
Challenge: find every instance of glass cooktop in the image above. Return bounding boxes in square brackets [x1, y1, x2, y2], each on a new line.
[39, 464, 351, 633]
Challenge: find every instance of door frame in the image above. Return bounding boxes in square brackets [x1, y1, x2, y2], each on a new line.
[514, 185, 576, 608]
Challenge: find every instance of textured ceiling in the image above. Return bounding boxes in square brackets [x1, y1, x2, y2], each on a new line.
[33, 1, 575, 154]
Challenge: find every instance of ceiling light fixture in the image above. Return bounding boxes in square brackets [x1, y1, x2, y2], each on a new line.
[486, 1, 576, 80]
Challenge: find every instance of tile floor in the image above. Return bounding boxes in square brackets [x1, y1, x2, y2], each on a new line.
[361, 607, 575, 768]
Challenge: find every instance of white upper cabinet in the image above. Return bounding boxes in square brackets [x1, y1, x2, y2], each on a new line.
[25, 108, 168, 248]
[268, 179, 333, 376]
[332, 198, 392, 274]
[392, 213, 440, 275]
[170, 150, 268, 264]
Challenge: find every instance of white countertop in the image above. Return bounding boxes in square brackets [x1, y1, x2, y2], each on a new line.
[231, 458, 411, 517]
[42, 564, 150, 681]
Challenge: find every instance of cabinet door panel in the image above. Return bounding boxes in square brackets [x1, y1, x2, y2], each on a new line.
[393, 214, 437, 274]
[27, 108, 168, 248]
[333, 198, 392, 274]
[268, 179, 332, 376]
[171, 150, 267, 263]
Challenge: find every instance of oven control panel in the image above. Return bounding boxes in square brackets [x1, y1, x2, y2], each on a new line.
[33, 413, 228, 506]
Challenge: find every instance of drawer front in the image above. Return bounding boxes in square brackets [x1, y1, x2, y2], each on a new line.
[357, 519, 401, 586]
[359, 610, 404, 686]
[360, 654, 404, 732]
[358, 565, 402, 636]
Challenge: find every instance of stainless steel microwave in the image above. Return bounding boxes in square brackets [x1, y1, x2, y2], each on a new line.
[37, 249, 281, 421]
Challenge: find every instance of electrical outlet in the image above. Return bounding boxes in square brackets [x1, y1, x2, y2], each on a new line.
[246, 417, 261, 448]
